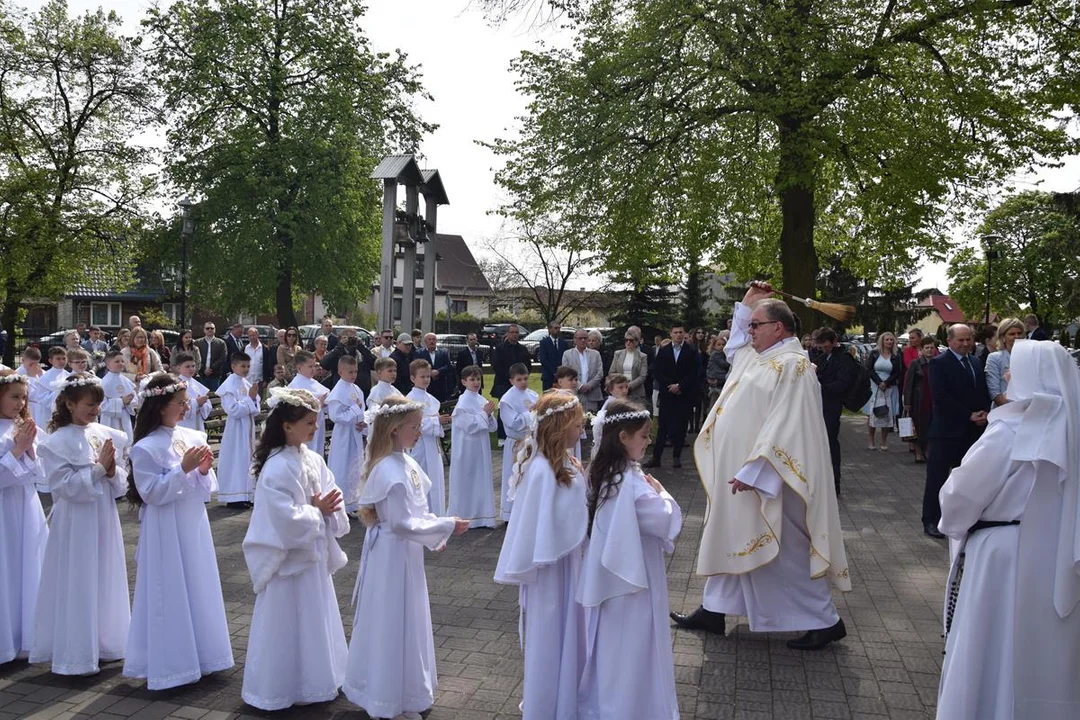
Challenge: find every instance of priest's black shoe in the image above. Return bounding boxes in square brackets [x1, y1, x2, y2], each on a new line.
[786, 619, 846, 650]
[924, 523, 945, 539]
[670, 607, 725, 635]
[672, 456, 683, 469]
[642, 458, 661, 469]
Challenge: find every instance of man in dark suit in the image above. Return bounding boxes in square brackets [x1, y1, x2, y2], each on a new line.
[194, 321, 228, 391]
[538, 320, 565, 390]
[416, 332, 453, 401]
[815, 328, 855, 496]
[390, 333, 415, 396]
[922, 323, 990, 538]
[224, 323, 245, 377]
[1025, 313, 1049, 341]
[491, 324, 531, 442]
[311, 316, 339, 351]
[644, 322, 699, 469]
[455, 333, 485, 391]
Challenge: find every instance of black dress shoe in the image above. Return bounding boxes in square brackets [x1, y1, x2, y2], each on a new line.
[642, 458, 661, 469]
[786, 618, 846, 650]
[670, 607, 726, 635]
[924, 523, 945, 539]
[226, 501, 250, 510]
[672, 456, 682, 469]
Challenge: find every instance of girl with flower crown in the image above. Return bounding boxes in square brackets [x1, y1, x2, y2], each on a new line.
[0, 370, 48, 664]
[123, 373, 233, 689]
[494, 390, 589, 719]
[344, 396, 469, 720]
[32, 373, 131, 675]
[577, 399, 682, 720]
[240, 387, 351, 710]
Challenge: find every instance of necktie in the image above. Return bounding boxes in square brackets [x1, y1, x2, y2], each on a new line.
[960, 355, 975, 384]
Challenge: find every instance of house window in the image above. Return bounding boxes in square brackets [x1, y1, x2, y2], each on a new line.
[392, 298, 403, 324]
[90, 302, 122, 327]
[162, 303, 181, 325]
[450, 299, 469, 316]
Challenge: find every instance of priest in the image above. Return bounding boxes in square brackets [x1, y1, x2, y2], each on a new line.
[671, 281, 851, 650]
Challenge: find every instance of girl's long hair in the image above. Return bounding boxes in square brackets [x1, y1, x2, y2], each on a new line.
[251, 402, 315, 479]
[359, 395, 422, 526]
[126, 374, 186, 507]
[586, 399, 652, 536]
[0, 370, 32, 423]
[511, 391, 583, 491]
[47, 373, 105, 432]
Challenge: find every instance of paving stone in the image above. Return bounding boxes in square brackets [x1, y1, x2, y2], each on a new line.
[0, 417, 949, 718]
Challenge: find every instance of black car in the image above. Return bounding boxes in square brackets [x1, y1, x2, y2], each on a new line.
[435, 333, 470, 361]
[479, 323, 530, 349]
[31, 328, 115, 353]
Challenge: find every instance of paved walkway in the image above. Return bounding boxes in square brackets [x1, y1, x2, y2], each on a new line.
[1, 416, 949, 719]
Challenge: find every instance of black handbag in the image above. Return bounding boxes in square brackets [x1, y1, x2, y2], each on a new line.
[872, 388, 890, 418]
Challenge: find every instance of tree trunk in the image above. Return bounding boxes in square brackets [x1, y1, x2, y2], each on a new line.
[274, 227, 297, 329]
[776, 123, 819, 335]
[1, 295, 19, 368]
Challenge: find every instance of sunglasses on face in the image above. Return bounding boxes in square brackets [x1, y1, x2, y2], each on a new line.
[748, 320, 781, 330]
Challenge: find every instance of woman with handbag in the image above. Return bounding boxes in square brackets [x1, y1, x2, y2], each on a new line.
[861, 332, 903, 451]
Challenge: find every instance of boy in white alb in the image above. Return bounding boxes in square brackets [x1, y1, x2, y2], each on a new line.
[216, 352, 260, 508]
[172, 353, 212, 431]
[407, 359, 450, 516]
[287, 350, 330, 457]
[554, 365, 584, 460]
[592, 372, 630, 450]
[34, 347, 70, 430]
[447, 365, 498, 529]
[367, 358, 402, 409]
[498, 362, 538, 521]
[99, 350, 136, 442]
[325, 356, 366, 514]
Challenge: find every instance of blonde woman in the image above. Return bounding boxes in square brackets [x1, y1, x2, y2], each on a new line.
[344, 396, 468, 718]
[121, 327, 163, 383]
[276, 327, 303, 381]
[148, 330, 171, 370]
[985, 318, 1025, 406]
[861, 332, 903, 450]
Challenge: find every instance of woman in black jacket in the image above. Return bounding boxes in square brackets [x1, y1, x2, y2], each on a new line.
[862, 332, 904, 451]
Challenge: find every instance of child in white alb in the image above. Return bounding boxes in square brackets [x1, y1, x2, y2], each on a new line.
[498, 362, 538, 521]
[447, 365, 498, 529]
[366, 358, 403, 410]
[0, 371, 48, 664]
[123, 373, 233, 689]
[406, 359, 450, 516]
[577, 400, 682, 720]
[592, 373, 630, 450]
[33, 347, 71, 431]
[32, 373, 130, 675]
[287, 350, 329, 457]
[554, 365, 584, 460]
[172, 352, 212, 431]
[326, 355, 367, 515]
[100, 350, 136, 443]
[241, 387, 350, 711]
[344, 395, 468, 719]
[216, 353, 260, 508]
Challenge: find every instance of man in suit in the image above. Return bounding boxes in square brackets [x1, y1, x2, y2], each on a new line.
[538, 320, 565, 390]
[922, 323, 991, 538]
[311, 316, 339, 351]
[244, 325, 275, 394]
[224, 323, 245, 376]
[455, 332, 486, 390]
[815, 328, 856, 496]
[195, 321, 228, 391]
[562, 329, 604, 411]
[390, 333, 415, 396]
[417, 332, 453, 401]
[320, 327, 374, 395]
[1024, 313, 1049, 341]
[644, 322, 699, 469]
[492, 325, 531, 443]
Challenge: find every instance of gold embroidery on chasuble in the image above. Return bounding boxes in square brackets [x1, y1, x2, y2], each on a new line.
[728, 531, 776, 558]
[772, 445, 809, 484]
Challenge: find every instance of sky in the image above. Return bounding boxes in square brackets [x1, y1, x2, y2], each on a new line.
[26, 0, 1080, 295]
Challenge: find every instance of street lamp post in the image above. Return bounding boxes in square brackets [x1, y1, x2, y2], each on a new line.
[982, 233, 1002, 325]
[178, 197, 196, 328]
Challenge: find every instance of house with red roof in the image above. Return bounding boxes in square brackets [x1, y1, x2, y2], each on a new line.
[910, 294, 975, 337]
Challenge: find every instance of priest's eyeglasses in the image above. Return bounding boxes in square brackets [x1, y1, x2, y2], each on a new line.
[747, 320, 782, 330]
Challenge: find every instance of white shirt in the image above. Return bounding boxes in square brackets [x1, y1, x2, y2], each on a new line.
[376, 345, 393, 359]
[203, 337, 214, 373]
[575, 348, 589, 384]
[672, 342, 682, 363]
[621, 351, 635, 377]
[247, 341, 264, 382]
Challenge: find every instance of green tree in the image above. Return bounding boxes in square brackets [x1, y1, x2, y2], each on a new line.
[609, 262, 677, 330]
[144, 0, 431, 328]
[0, 0, 154, 366]
[947, 191, 1080, 329]
[681, 263, 708, 330]
[479, 0, 1080, 330]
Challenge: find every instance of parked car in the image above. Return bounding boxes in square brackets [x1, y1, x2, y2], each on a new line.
[245, 324, 278, 345]
[298, 324, 373, 349]
[520, 327, 577, 359]
[435, 333, 469, 361]
[479, 323, 530, 349]
[30, 328, 115, 353]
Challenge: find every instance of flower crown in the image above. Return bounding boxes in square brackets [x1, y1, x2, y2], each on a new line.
[0, 374, 27, 386]
[533, 394, 580, 423]
[267, 387, 320, 414]
[143, 380, 187, 398]
[603, 409, 652, 425]
[53, 374, 101, 392]
[373, 400, 425, 418]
